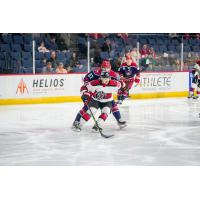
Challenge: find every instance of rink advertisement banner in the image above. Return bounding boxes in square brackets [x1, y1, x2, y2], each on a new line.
[0, 72, 189, 104]
[130, 72, 189, 94]
[0, 74, 84, 99]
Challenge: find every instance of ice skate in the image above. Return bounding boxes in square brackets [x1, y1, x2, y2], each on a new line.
[193, 96, 199, 99]
[72, 121, 81, 132]
[187, 94, 194, 99]
[92, 124, 102, 132]
[117, 119, 127, 129]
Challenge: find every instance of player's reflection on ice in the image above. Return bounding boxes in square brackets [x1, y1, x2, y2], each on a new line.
[0, 98, 200, 165]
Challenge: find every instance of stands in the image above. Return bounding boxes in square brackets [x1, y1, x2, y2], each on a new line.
[0, 33, 200, 74]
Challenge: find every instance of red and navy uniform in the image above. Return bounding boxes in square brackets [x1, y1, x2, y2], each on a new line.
[74, 68, 123, 124]
[79, 79, 121, 125]
[117, 62, 140, 101]
[83, 68, 120, 83]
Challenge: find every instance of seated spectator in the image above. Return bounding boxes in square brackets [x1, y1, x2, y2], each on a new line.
[111, 56, 122, 72]
[148, 47, 156, 58]
[42, 62, 54, 74]
[101, 38, 112, 53]
[140, 44, 150, 58]
[55, 62, 68, 74]
[196, 33, 200, 40]
[47, 51, 58, 68]
[38, 41, 49, 53]
[70, 52, 79, 67]
[71, 61, 87, 73]
[130, 47, 140, 63]
[173, 58, 181, 71]
[48, 36, 58, 51]
[57, 37, 68, 52]
[183, 33, 191, 40]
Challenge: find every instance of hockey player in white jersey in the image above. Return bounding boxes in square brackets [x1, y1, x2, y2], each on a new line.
[72, 71, 121, 133]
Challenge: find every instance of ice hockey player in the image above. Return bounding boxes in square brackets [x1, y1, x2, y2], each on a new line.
[72, 60, 127, 130]
[72, 71, 122, 132]
[188, 60, 200, 99]
[117, 56, 140, 104]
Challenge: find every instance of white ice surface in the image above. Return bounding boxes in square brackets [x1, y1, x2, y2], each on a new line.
[0, 98, 200, 165]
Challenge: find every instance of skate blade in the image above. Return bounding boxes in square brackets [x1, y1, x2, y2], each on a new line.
[72, 127, 81, 132]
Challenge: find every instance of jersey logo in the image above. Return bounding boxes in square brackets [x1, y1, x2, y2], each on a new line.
[95, 91, 105, 100]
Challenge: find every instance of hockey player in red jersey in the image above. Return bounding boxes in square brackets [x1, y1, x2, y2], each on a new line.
[72, 60, 127, 130]
[72, 71, 122, 132]
[117, 57, 140, 104]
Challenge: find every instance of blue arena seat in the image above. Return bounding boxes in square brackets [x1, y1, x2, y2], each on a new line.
[45, 52, 51, 59]
[13, 35, 23, 44]
[56, 52, 65, 60]
[183, 45, 191, 52]
[65, 52, 72, 60]
[23, 35, 32, 44]
[192, 45, 199, 52]
[22, 59, 32, 68]
[11, 44, 22, 52]
[24, 67, 33, 74]
[2, 34, 12, 43]
[23, 44, 32, 52]
[35, 60, 41, 68]
[35, 52, 44, 60]
[168, 45, 176, 52]
[1, 44, 11, 52]
[22, 52, 32, 60]
[159, 45, 168, 53]
[10, 52, 21, 60]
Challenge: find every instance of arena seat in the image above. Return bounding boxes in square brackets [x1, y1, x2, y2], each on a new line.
[13, 35, 23, 44]
[1, 44, 11, 52]
[22, 52, 32, 60]
[11, 44, 22, 52]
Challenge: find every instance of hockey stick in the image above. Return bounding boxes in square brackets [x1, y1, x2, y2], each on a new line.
[85, 100, 114, 139]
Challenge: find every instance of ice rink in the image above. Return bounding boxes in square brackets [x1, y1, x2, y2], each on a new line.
[0, 97, 200, 166]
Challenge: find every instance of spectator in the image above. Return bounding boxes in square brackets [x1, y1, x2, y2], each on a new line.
[48, 36, 58, 51]
[196, 33, 200, 40]
[101, 38, 112, 53]
[47, 51, 58, 68]
[70, 52, 79, 67]
[42, 62, 54, 73]
[130, 47, 140, 63]
[57, 37, 68, 52]
[111, 56, 122, 72]
[183, 33, 191, 40]
[173, 58, 181, 71]
[55, 62, 68, 74]
[71, 61, 87, 73]
[140, 44, 149, 58]
[148, 47, 156, 58]
[38, 41, 49, 53]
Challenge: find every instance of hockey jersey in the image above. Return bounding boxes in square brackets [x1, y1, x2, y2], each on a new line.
[83, 68, 120, 83]
[118, 63, 140, 83]
[85, 79, 121, 103]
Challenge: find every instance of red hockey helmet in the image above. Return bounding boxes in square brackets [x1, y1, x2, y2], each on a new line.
[101, 60, 111, 72]
[196, 60, 200, 66]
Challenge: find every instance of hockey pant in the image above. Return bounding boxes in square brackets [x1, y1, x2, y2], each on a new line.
[117, 80, 134, 101]
[79, 99, 112, 127]
[74, 100, 122, 122]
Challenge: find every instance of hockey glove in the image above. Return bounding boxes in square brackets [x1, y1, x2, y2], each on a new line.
[81, 92, 92, 103]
